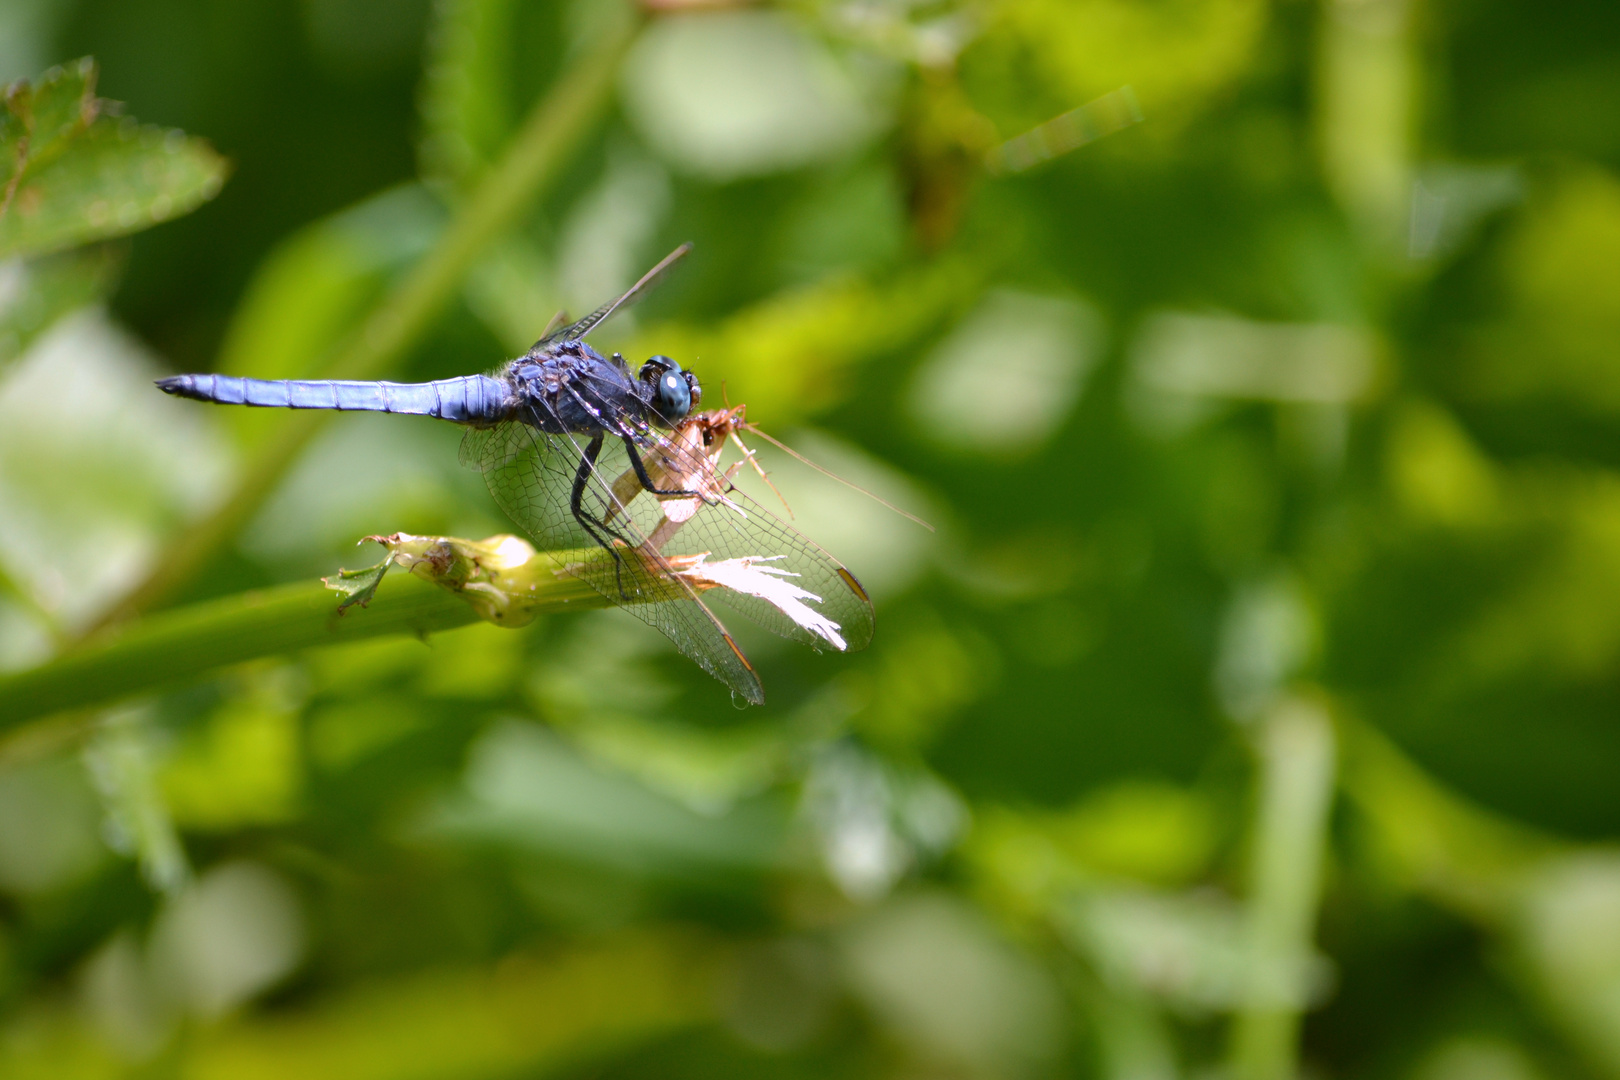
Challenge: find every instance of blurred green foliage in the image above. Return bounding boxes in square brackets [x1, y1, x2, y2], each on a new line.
[0, 57, 225, 262]
[1, 0, 1620, 1078]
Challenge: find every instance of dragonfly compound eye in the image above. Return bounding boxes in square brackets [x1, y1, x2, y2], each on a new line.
[642, 355, 692, 421]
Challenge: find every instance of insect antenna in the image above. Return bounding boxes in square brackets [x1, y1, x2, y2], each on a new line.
[742, 424, 935, 532]
[727, 427, 794, 519]
[712, 385, 794, 517]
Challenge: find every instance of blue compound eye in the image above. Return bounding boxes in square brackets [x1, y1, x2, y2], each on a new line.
[657, 370, 692, 419]
[642, 355, 692, 421]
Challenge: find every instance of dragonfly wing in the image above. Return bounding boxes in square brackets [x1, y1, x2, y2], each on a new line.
[679, 492, 876, 653]
[615, 430, 876, 654]
[459, 420, 528, 473]
[535, 243, 693, 349]
[460, 418, 765, 703]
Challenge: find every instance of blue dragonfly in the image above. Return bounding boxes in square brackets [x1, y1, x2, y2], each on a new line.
[158, 245, 874, 703]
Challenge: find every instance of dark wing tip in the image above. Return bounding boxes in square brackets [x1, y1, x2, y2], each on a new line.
[836, 567, 871, 604]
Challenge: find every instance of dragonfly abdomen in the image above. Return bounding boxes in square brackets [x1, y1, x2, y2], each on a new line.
[155, 374, 511, 423]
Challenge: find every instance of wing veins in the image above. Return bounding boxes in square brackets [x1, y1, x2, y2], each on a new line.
[483, 412, 764, 700]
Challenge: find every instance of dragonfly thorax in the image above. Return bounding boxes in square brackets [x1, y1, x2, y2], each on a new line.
[500, 340, 645, 436]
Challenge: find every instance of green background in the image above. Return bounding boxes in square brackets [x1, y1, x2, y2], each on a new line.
[1, 0, 1619, 1077]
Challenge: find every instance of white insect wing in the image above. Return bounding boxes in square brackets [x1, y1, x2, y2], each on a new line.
[675, 555, 847, 651]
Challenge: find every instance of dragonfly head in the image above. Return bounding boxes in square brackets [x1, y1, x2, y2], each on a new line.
[640, 355, 701, 425]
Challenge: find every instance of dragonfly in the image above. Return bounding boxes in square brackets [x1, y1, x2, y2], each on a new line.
[157, 244, 874, 704]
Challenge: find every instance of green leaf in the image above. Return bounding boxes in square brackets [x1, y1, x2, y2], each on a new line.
[0, 56, 100, 194]
[322, 560, 392, 613]
[0, 115, 228, 258]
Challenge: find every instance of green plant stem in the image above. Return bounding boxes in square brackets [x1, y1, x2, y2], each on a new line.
[0, 571, 604, 730]
[1230, 695, 1338, 1080]
[86, 14, 640, 634]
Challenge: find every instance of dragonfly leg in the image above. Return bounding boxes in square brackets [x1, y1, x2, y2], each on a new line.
[569, 434, 634, 599]
[619, 432, 696, 497]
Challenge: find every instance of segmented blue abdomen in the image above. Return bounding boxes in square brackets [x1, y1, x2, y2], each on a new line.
[155, 374, 510, 424]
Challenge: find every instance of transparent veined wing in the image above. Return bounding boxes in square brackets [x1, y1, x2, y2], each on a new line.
[533, 243, 693, 350]
[458, 407, 875, 701]
[460, 416, 765, 703]
[596, 411, 876, 655]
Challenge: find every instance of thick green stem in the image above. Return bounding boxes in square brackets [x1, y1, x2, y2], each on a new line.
[89, 14, 640, 631]
[0, 569, 604, 729]
[1231, 695, 1338, 1080]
